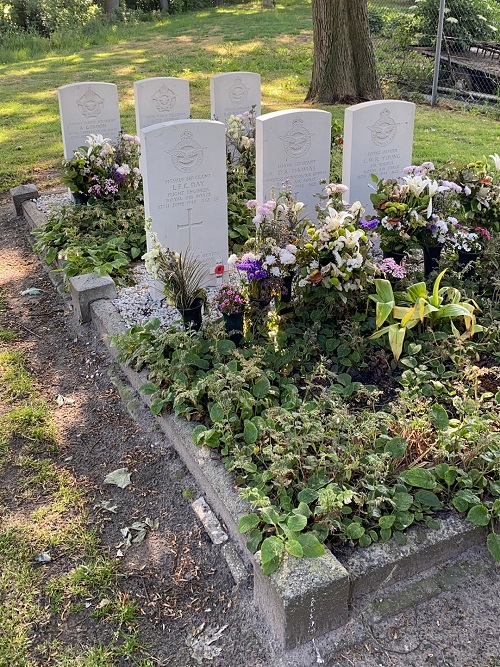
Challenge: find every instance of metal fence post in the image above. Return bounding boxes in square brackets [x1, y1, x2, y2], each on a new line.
[431, 0, 447, 106]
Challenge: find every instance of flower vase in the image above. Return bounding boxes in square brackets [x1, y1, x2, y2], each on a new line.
[382, 249, 405, 265]
[422, 245, 442, 277]
[223, 311, 244, 345]
[458, 250, 481, 280]
[178, 298, 204, 331]
[72, 192, 89, 205]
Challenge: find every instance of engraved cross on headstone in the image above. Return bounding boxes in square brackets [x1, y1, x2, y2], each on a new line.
[177, 208, 203, 248]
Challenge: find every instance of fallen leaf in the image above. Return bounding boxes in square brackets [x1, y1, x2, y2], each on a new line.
[56, 394, 75, 406]
[94, 500, 118, 513]
[103, 468, 131, 489]
[20, 288, 42, 296]
[34, 552, 52, 563]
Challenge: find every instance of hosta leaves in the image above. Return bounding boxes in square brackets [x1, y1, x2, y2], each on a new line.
[486, 533, 500, 561]
[238, 513, 260, 534]
[252, 375, 270, 398]
[287, 514, 308, 532]
[399, 468, 436, 489]
[415, 490, 442, 508]
[243, 419, 258, 444]
[285, 539, 304, 558]
[261, 536, 284, 575]
[346, 522, 365, 540]
[216, 339, 236, 355]
[296, 533, 325, 558]
[246, 529, 263, 554]
[466, 504, 490, 526]
[430, 404, 449, 430]
[384, 437, 407, 459]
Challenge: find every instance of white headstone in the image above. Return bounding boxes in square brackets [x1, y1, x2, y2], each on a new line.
[210, 72, 261, 123]
[58, 82, 121, 159]
[140, 120, 229, 288]
[342, 100, 416, 212]
[134, 77, 191, 132]
[255, 109, 332, 214]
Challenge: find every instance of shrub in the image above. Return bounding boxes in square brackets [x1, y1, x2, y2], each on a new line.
[414, 0, 500, 52]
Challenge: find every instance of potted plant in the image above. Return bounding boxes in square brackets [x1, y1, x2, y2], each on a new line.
[447, 221, 490, 279]
[370, 162, 460, 276]
[143, 223, 208, 331]
[232, 186, 303, 309]
[215, 283, 245, 344]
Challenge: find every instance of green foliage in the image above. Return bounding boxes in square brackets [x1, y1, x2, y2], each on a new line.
[413, 0, 500, 52]
[33, 201, 146, 284]
[0, 0, 100, 36]
[370, 270, 482, 361]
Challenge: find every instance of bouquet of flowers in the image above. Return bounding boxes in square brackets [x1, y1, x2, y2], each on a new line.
[453, 153, 500, 233]
[225, 109, 256, 172]
[447, 220, 491, 253]
[296, 188, 373, 299]
[61, 133, 142, 202]
[369, 162, 454, 251]
[215, 283, 245, 314]
[229, 185, 303, 300]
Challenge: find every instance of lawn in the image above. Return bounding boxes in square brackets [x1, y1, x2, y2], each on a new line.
[0, 0, 499, 192]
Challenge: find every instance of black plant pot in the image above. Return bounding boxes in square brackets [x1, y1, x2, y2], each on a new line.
[458, 250, 481, 279]
[422, 245, 442, 277]
[72, 192, 89, 205]
[223, 311, 244, 345]
[179, 298, 204, 331]
[279, 274, 294, 304]
[249, 296, 271, 311]
[382, 249, 405, 265]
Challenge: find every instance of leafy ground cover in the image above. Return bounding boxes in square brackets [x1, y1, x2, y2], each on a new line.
[1, 0, 499, 191]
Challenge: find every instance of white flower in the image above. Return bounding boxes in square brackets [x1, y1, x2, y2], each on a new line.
[228, 253, 239, 268]
[116, 164, 131, 176]
[285, 244, 297, 254]
[271, 266, 280, 276]
[490, 153, 500, 171]
[292, 201, 304, 213]
[279, 249, 296, 265]
[265, 254, 277, 266]
[241, 136, 251, 149]
[404, 175, 430, 197]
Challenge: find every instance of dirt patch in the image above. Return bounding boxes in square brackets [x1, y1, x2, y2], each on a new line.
[0, 193, 270, 666]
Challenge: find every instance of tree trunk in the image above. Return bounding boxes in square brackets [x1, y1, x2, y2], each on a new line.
[159, 0, 170, 11]
[104, 0, 120, 14]
[262, 0, 274, 8]
[306, 0, 382, 105]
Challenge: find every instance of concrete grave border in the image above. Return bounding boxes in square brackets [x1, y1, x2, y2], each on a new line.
[13, 186, 490, 652]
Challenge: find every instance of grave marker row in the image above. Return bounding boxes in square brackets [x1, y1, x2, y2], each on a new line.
[58, 78, 416, 295]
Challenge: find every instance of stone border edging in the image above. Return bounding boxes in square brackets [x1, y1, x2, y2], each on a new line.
[15, 188, 490, 651]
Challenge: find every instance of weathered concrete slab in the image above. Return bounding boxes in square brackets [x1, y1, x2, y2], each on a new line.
[70, 272, 116, 323]
[11, 184, 40, 216]
[344, 513, 487, 600]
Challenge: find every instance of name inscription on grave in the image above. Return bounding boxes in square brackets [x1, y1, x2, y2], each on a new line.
[357, 147, 402, 181]
[158, 172, 218, 210]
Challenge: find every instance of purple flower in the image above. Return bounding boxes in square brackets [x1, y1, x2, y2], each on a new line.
[236, 258, 268, 281]
[361, 218, 380, 231]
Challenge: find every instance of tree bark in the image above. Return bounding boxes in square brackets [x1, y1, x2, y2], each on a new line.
[306, 0, 382, 105]
[104, 0, 120, 14]
[159, 0, 170, 11]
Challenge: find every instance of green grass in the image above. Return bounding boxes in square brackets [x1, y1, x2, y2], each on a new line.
[0, 0, 499, 191]
[0, 326, 153, 665]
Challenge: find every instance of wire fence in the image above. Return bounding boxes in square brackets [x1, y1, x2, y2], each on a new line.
[368, 0, 500, 106]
